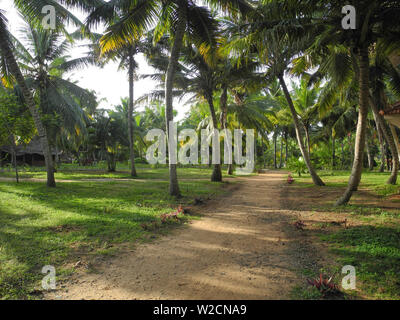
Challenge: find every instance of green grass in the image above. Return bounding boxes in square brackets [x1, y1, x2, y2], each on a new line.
[0, 165, 231, 299]
[293, 170, 400, 197]
[320, 225, 400, 299]
[0, 163, 237, 181]
[290, 169, 400, 299]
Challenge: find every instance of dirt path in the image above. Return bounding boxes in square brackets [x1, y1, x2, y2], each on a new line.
[44, 172, 322, 300]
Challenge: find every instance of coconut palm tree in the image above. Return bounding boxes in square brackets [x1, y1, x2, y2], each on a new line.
[83, 0, 253, 196]
[14, 25, 95, 135]
[304, 0, 400, 205]
[0, 0, 85, 187]
[291, 78, 320, 157]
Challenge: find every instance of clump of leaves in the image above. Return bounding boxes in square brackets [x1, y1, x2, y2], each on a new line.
[287, 157, 307, 177]
[307, 274, 339, 296]
[160, 205, 185, 224]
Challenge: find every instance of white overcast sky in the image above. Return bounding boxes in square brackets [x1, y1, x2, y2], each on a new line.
[0, 0, 189, 120]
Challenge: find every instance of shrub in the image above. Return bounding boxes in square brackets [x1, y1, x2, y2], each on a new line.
[287, 157, 307, 177]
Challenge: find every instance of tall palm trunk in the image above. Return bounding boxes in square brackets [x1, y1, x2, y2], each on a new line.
[369, 95, 398, 184]
[273, 131, 277, 169]
[372, 116, 386, 172]
[10, 134, 19, 183]
[0, 31, 56, 187]
[206, 92, 222, 182]
[165, 2, 186, 197]
[390, 125, 400, 162]
[304, 123, 311, 157]
[220, 85, 233, 175]
[279, 133, 283, 168]
[366, 139, 373, 171]
[336, 47, 370, 206]
[332, 130, 336, 169]
[278, 74, 325, 186]
[285, 130, 288, 166]
[128, 47, 137, 177]
[341, 140, 345, 169]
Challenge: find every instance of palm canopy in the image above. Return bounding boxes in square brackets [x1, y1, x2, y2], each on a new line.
[12, 24, 96, 134]
[83, 0, 253, 54]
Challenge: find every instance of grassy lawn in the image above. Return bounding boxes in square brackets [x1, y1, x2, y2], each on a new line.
[290, 170, 400, 300]
[0, 163, 237, 181]
[0, 165, 232, 299]
[294, 170, 400, 197]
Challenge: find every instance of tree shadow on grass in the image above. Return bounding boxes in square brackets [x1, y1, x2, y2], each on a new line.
[322, 225, 400, 299]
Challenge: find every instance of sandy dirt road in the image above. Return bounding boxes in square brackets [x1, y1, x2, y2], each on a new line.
[44, 172, 321, 300]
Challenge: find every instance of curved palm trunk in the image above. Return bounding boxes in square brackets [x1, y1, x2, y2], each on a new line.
[206, 92, 222, 182]
[165, 3, 186, 197]
[128, 48, 137, 177]
[0, 30, 55, 187]
[278, 75, 325, 186]
[369, 95, 398, 184]
[336, 48, 370, 206]
[389, 125, 400, 162]
[304, 123, 311, 157]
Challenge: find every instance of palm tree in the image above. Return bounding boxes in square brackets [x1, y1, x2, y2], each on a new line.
[15, 25, 94, 135]
[228, 11, 326, 186]
[292, 78, 320, 157]
[0, 0, 84, 187]
[84, 0, 253, 196]
[0, 11, 56, 186]
[88, 27, 145, 177]
[302, 0, 400, 205]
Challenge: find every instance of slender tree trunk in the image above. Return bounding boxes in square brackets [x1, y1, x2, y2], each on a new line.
[279, 133, 283, 168]
[341, 140, 345, 169]
[336, 47, 370, 205]
[369, 95, 398, 184]
[206, 92, 222, 182]
[0, 28, 55, 187]
[278, 75, 325, 186]
[263, 142, 266, 168]
[220, 85, 233, 175]
[348, 133, 353, 168]
[164, 2, 186, 197]
[332, 131, 336, 169]
[55, 145, 60, 165]
[128, 47, 137, 177]
[374, 119, 386, 172]
[273, 131, 277, 169]
[107, 153, 116, 172]
[10, 135, 19, 183]
[285, 131, 288, 167]
[304, 124, 311, 157]
[390, 124, 400, 163]
[366, 139, 373, 171]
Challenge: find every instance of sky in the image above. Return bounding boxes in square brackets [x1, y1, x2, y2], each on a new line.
[0, 0, 190, 120]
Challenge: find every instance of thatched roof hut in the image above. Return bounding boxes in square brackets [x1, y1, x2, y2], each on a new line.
[0, 137, 58, 166]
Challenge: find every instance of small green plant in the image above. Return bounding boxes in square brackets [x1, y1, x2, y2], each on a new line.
[287, 157, 307, 177]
